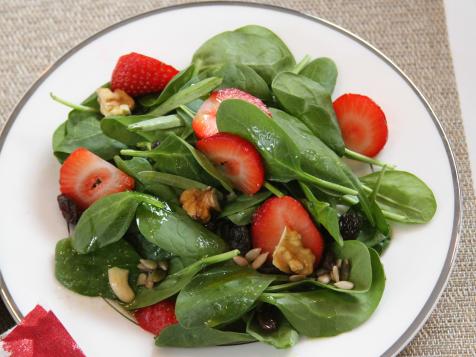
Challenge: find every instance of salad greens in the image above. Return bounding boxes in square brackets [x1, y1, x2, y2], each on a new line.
[51, 24, 436, 350]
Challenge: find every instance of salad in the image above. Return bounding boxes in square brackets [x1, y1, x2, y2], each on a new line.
[51, 25, 436, 349]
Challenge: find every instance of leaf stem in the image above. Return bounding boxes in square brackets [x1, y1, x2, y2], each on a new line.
[128, 115, 184, 132]
[264, 182, 285, 197]
[339, 194, 406, 221]
[291, 55, 312, 74]
[203, 249, 240, 264]
[298, 172, 358, 196]
[178, 105, 197, 119]
[120, 149, 155, 158]
[50, 92, 99, 113]
[344, 148, 394, 169]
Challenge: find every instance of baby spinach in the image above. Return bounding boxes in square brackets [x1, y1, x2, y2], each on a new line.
[300, 182, 343, 246]
[127, 114, 184, 132]
[226, 207, 256, 225]
[266, 240, 372, 294]
[216, 100, 357, 196]
[72, 192, 165, 254]
[114, 156, 153, 179]
[124, 223, 173, 261]
[219, 191, 271, 218]
[135, 203, 227, 259]
[138, 171, 208, 191]
[360, 170, 437, 223]
[206, 63, 272, 101]
[260, 248, 385, 337]
[246, 310, 299, 349]
[127, 250, 239, 309]
[272, 72, 345, 155]
[193, 25, 295, 84]
[55, 238, 140, 299]
[156, 324, 256, 347]
[176, 265, 276, 328]
[121, 135, 222, 187]
[100, 114, 161, 146]
[300, 57, 338, 94]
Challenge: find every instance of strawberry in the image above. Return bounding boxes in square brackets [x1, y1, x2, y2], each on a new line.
[59, 148, 135, 209]
[134, 300, 178, 335]
[251, 196, 324, 263]
[333, 93, 388, 157]
[111, 52, 179, 96]
[196, 133, 265, 195]
[192, 88, 271, 139]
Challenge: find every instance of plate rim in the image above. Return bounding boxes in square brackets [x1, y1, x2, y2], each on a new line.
[0, 2, 461, 356]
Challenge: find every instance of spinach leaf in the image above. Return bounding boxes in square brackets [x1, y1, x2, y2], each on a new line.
[137, 171, 208, 191]
[168, 256, 197, 274]
[127, 250, 239, 309]
[156, 324, 256, 347]
[135, 203, 227, 259]
[270, 108, 375, 225]
[55, 238, 140, 299]
[246, 310, 299, 349]
[114, 156, 153, 178]
[226, 207, 256, 225]
[260, 248, 385, 337]
[72, 192, 165, 254]
[216, 100, 358, 197]
[272, 72, 345, 155]
[219, 191, 271, 218]
[360, 170, 437, 223]
[176, 265, 275, 328]
[148, 76, 222, 117]
[207, 63, 272, 101]
[54, 112, 125, 162]
[127, 114, 184, 132]
[193, 25, 295, 84]
[300, 57, 338, 94]
[300, 182, 343, 246]
[139, 65, 197, 108]
[266, 240, 372, 294]
[124, 222, 173, 261]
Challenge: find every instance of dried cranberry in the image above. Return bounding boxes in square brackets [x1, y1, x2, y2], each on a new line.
[57, 194, 80, 225]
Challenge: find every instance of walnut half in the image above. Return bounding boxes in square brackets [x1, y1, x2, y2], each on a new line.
[96, 87, 135, 117]
[272, 227, 315, 276]
[180, 187, 220, 223]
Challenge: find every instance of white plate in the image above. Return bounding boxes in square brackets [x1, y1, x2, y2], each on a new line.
[0, 3, 460, 357]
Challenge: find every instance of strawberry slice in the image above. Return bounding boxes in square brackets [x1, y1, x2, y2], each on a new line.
[60, 148, 135, 209]
[192, 88, 271, 139]
[333, 93, 388, 157]
[196, 133, 264, 195]
[251, 196, 324, 263]
[111, 52, 179, 96]
[134, 300, 178, 335]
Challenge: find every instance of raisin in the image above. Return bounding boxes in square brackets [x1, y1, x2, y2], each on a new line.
[256, 305, 279, 333]
[213, 220, 251, 255]
[57, 194, 80, 225]
[339, 210, 363, 240]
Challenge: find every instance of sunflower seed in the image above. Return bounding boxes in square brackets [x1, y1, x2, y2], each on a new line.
[136, 273, 147, 286]
[233, 256, 249, 267]
[158, 260, 169, 271]
[340, 259, 351, 281]
[317, 273, 331, 284]
[139, 259, 158, 271]
[289, 274, 306, 282]
[245, 247, 262, 262]
[336, 259, 342, 268]
[334, 281, 354, 290]
[251, 252, 269, 270]
[331, 265, 340, 282]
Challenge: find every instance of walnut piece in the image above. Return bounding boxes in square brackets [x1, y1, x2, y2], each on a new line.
[180, 187, 220, 223]
[96, 87, 135, 117]
[272, 227, 315, 276]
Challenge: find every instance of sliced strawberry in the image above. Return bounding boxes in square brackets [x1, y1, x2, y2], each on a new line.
[111, 52, 179, 96]
[59, 148, 135, 209]
[333, 93, 388, 157]
[192, 88, 271, 139]
[134, 300, 178, 335]
[251, 196, 324, 263]
[196, 133, 264, 195]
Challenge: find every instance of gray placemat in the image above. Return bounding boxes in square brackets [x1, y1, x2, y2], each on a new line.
[0, 0, 474, 355]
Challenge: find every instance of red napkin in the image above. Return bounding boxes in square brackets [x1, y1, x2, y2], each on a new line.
[1, 305, 85, 357]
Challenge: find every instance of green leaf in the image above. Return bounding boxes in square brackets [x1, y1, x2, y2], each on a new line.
[124, 222, 173, 261]
[260, 248, 385, 337]
[266, 240, 372, 294]
[193, 25, 295, 84]
[272, 72, 345, 155]
[55, 238, 140, 299]
[156, 324, 256, 347]
[137, 171, 208, 191]
[246, 311, 299, 349]
[226, 207, 256, 225]
[128, 114, 184, 132]
[72, 192, 165, 254]
[136, 203, 227, 259]
[300, 57, 338, 94]
[361, 170, 437, 223]
[127, 250, 239, 309]
[219, 191, 271, 218]
[176, 265, 276, 328]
